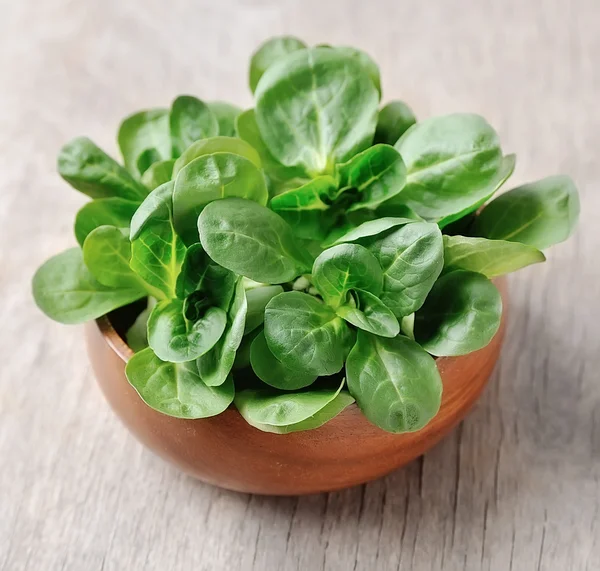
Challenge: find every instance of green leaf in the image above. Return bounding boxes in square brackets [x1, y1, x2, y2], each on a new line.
[82, 225, 143, 289]
[58, 137, 148, 201]
[473, 175, 580, 249]
[118, 109, 171, 177]
[198, 198, 312, 284]
[197, 279, 248, 386]
[235, 109, 308, 192]
[141, 159, 175, 190]
[74, 197, 140, 246]
[400, 313, 415, 340]
[234, 378, 353, 434]
[264, 291, 354, 375]
[269, 176, 337, 240]
[175, 243, 236, 308]
[250, 330, 317, 390]
[173, 152, 269, 244]
[374, 100, 416, 145]
[335, 144, 406, 211]
[125, 348, 234, 419]
[169, 95, 219, 157]
[346, 331, 442, 433]
[125, 298, 155, 352]
[414, 270, 502, 356]
[391, 113, 503, 221]
[363, 222, 444, 318]
[336, 289, 399, 338]
[438, 154, 516, 228]
[172, 136, 262, 177]
[443, 235, 545, 277]
[147, 297, 227, 362]
[329, 216, 416, 246]
[32, 248, 145, 324]
[334, 46, 381, 96]
[136, 148, 162, 176]
[244, 284, 284, 335]
[255, 47, 379, 175]
[249, 36, 307, 94]
[312, 243, 383, 307]
[207, 101, 242, 137]
[129, 183, 186, 299]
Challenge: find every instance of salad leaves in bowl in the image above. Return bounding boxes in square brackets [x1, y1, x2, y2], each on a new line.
[32, 37, 579, 493]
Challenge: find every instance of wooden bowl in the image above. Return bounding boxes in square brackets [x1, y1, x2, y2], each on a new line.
[85, 279, 507, 496]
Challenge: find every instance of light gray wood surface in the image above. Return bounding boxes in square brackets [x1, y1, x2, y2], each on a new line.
[1, 0, 599, 569]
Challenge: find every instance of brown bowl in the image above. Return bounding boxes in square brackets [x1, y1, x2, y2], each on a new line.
[85, 279, 507, 496]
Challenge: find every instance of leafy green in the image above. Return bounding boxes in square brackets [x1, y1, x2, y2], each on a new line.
[207, 101, 242, 137]
[390, 113, 503, 221]
[443, 235, 545, 277]
[118, 109, 171, 177]
[329, 216, 416, 246]
[249, 36, 307, 94]
[234, 378, 353, 433]
[197, 279, 248, 386]
[361, 222, 444, 318]
[244, 284, 284, 335]
[255, 47, 379, 175]
[126, 348, 234, 418]
[473, 175, 580, 249]
[414, 270, 502, 356]
[250, 330, 317, 390]
[374, 101, 416, 145]
[198, 198, 312, 283]
[312, 243, 383, 307]
[32, 248, 145, 324]
[141, 159, 175, 190]
[336, 289, 399, 337]
[125, 298, 155, 352]
[58, 137, 148, 201]
[346, 331, 442, 432]
[264, 291, 354, 375]
[173, 152, 268, 244]
[147, 297, 227, 362]
[74, 197, 140, 246]
[169, 95, 219, 157]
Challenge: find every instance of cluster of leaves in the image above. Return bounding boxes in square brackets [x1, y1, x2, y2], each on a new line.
[32, 37, 580, 434]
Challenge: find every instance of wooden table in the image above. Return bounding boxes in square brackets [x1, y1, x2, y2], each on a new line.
[1, 0, 598, 569]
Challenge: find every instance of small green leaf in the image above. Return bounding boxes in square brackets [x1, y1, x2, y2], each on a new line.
[312, 243, 383, 307]
[198, 198, 312, 284]
[82, 225, 143, 289]
[58, 137, 148, 201]
[250, 330, 317, 390]
[175, 243, 236, 308]
[207, 101, 242, 137]
[414, 270, 502, 356]
[141, 159, 175, 190]
[126, 348, 234, 419]
[334, 46, 381, 96]
[74, 198, 140, 246]
[147, 297, 227, 362]
[197, 279, 248, 386]
[169, 95, 219, 157]
[329, 216, 416, 246]
[129, 183, 186, 299]
[336, 144, 406, 211]
[234, 378, 353, 434]
[346, 331, 442, 433]
[270, 176, 337, 240]
[264, 291, 354, 375]
[32, 248, 145, 324]
[391, 113, 503, 221]
[249, 36, 307, 94]
[125, 298, 155, 353]
[173, 152, 268, 244]
[374, 101, 416, 145]
[336, 289, 399, 337]
[136, 148, 162, 176]
[443, 235, 545, 277]
[172, 136, 262, 177]
[118, 109, 171, 177]
[255, 47, 379, 175]
[363, 222, 444, 318]
[401, 313, 415, 340]
[473, 175, 580, 249]
[244, 285, 284, 335]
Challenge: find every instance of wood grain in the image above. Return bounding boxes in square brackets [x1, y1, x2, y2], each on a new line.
[1, 0, 599, 569]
